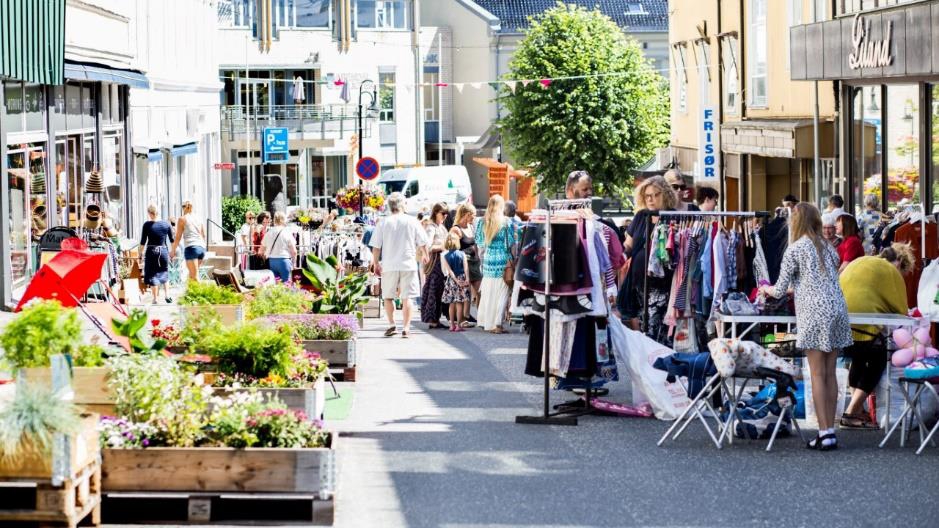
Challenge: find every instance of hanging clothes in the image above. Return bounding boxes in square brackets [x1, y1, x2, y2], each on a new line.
[292, 76, 306, 103]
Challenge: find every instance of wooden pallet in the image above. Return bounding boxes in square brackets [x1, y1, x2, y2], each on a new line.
[0, 457, 102, 528]
[102, 491, 333, 525]
[329, 366, 357, 382]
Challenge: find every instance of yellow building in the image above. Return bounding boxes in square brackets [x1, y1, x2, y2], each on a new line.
[665, 0, 836, 211]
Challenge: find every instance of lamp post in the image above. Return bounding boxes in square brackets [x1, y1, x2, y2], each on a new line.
[357, 79, 379, 216]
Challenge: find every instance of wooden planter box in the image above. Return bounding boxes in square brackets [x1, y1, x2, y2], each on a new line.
[0, 414, 100, 480]
[301, 339, 355, 368]
[19, 367, 113, 416]
[212, 377, 326, 419]
[180, 304, 244, 326]
[362, 297, 381, 318]
[101, 434, 336, 499]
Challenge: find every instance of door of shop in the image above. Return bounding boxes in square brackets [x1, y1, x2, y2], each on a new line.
[238, 79, 271, 120]
[54, 133, 95, 229]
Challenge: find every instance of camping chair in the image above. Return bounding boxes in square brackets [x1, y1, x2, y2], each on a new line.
[213, 268, 249, 294]
[879, 376, 939, 455]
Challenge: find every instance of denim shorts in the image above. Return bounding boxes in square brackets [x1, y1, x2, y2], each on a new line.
[184, 245, 206, 261]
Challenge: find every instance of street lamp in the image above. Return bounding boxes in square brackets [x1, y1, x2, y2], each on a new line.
[357, 79, 379, 215]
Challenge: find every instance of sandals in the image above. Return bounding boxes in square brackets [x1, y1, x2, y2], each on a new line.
[487, 328, 506, 334]
[840, 412, 878, 430]
[806, 433, 838, 451]
[402, 329, 410, 338]
[384, 326, 397, 337]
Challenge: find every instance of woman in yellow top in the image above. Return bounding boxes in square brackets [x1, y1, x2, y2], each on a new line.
[838, 243, 914, 428]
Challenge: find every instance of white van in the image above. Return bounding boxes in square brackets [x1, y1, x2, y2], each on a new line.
[378, 165, 473, 215]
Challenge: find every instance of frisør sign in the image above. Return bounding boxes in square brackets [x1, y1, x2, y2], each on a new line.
[697, 106, 720, 181]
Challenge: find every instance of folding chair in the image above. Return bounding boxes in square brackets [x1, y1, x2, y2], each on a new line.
[879, 376, 939, 455]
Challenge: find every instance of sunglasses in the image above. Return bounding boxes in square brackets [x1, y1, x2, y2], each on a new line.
[671, 184, 687, 191]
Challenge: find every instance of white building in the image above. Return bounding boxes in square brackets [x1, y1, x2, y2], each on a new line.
[421, 0, 669, 204]
[129, 0, 223, 241]
[216, 0, 422, 214]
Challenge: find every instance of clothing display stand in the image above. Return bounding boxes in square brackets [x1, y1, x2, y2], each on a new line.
[516, 198, 594, 427]
[640, 210, 770, 334]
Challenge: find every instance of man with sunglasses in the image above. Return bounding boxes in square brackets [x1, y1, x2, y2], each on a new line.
[664, 169, 699, 212]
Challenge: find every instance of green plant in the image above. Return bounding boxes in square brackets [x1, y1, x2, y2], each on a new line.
[200, 322, 300, 379]
[272, 314, 357, 341]
[0, 300, 82, 370]
[205, 391, 327, 448]
[107, 352, 210, 447]
[0, 383, 81, 461]
[303, 254, 369, 314]
[74, 343, 107, 367]
[498, 2, 669, 195]
[179, 281, 243, 306]
[111, 309, 167, 353]
[246, 282, 313, 319]
[221, 195, 263, 239]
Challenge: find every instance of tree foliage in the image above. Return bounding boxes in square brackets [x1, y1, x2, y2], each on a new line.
[498, 3, 669, 195]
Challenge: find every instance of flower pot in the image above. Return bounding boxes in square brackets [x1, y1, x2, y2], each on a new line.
[0, 413, 99, 480]
[101, 433, 336, 498]
[300, 339, 355, 368]
[212, 377, 326, 420]
[19, 367, 113, 415]
[180, 304, 245, 326]
[362, 297, 381, 319]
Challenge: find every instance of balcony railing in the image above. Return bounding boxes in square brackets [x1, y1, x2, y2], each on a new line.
[221, 104, 370, 141]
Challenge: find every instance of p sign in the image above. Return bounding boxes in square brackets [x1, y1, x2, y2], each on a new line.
[356, 157, 380, 181]
[698, 106, 720, 181]
[262, 127, 289, 164]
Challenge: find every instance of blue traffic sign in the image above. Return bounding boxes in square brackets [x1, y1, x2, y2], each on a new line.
[356, 157, 381, 181]
[262, 127, 289, 164]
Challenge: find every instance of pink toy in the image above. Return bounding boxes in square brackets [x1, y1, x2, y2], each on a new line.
[892, 323, 939, 368]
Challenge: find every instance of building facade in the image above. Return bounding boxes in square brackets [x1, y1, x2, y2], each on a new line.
[422, 0, 669, 205]
[665, 0, 837, 212]
[216, 0, 421, 214]
[791, 0, 939, 214]
[129, 0, 223, 242]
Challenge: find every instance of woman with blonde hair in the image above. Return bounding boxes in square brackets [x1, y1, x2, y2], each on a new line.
[618, 176, 678, 342]
[475, 194, 517, 333]
[169, 201, 207, 282]
[259, 211, 298, 283]
[760, 202, 852, 450]
[454, 202, 481, 326]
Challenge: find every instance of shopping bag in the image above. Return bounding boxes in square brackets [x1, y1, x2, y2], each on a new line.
[917, 259, 939, 321]
[609, 318, 691, 420]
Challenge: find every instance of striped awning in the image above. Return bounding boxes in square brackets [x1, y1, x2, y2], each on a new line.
[0, 0, 65, 85]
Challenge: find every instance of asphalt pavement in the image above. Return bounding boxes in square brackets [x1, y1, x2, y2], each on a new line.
[335, 317, 939, 528]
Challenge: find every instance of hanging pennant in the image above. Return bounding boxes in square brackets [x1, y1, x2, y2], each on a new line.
[455, 83, 464, 93]
[488, 81, 501, 91]
[521, 79, 533, 87]
[434, 82, 449, 87]
[540, 79, 552, 88]
[470, 82, 482, 90]
[506, 81, 517, 93]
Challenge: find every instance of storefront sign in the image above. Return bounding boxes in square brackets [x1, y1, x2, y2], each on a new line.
[697, 106, 720, 181]
[261, 127, 288, 164]
[213, 162, 235, 170]
[848, 14, 893, 70]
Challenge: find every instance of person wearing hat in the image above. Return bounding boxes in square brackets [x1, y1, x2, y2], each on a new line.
[663, 169, 698, 212]
[821, 212, 842, 248]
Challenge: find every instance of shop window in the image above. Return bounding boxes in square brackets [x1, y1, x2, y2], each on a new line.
[748, 0, 767, 107]
[81, 85, 95, 130]
[721, 36, 739, 115]
[357, 0, 407, 29]
[852, 86, 883, 215]
[885, 84, 920, 212]
[66, 84, 82, 130]
[296, 0, 330, 28]
[379, 71, 395, 122]
[52, 86, 66, 131]
[6, 143, 46, 289]
[3, 83, 24, 134]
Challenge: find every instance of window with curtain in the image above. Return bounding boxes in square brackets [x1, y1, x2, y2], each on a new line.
[786, 0, 802, 71]
[357, 0, 407, 29]
[295, 0, 330, 27]
[379, 71, 395, 122]
[748, 0, 767, 107]
[722, 36, 739, 115]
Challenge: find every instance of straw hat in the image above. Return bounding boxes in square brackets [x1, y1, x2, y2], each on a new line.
[85, 170, 104, 194]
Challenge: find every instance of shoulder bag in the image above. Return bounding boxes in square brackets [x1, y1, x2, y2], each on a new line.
[503, 224, 517, 288]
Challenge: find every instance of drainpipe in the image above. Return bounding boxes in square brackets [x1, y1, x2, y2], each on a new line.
[812, 0, 821, 207]
[495, 33, 502, 161]
[414, 0, 424, 163]
[738, 0, 747, 209]
[717, 0, 724, 208]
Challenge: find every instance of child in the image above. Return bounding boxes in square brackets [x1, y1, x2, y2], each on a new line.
[440, 232, 470, 332]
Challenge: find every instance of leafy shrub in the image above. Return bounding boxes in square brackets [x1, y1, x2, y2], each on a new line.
[199, 322, 299, 379]
[179, 282, 243, 306]
[303, 254, 369, 314]
[111, 309, 167, 354]
[215, 350, 329, 388]
[107, 352, 210, 447]
[246, 282, 313, 319]
[221, 195, 263, 240]
[0, 300, 82, 370]
[0, 383, 81, 461]
[74, 343, 107, 367]
[205, 391, 327, 448]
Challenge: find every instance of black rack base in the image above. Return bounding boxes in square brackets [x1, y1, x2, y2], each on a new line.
[515, 414, 579, 426]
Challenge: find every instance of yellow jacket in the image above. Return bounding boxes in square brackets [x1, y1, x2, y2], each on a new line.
[839, 256, 908, 341]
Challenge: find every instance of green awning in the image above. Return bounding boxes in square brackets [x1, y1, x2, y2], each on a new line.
[0, 0, 65, 85]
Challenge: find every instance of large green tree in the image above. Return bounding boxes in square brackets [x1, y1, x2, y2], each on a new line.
[498, 3, 669, 196]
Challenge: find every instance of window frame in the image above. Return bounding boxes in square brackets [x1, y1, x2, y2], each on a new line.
[379, 71, 395, 123]
[748, 0, 768, 108]
[672, 43, 689, 114]
[356, 0, 409, 30]
[721, 35, 740, 116]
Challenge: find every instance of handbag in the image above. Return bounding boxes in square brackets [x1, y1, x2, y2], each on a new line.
[422, 251, 438, 276]
[503, 225, 517, 288]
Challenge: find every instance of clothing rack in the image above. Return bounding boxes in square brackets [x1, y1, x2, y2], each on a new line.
[516, 198, 593, 427]
[640, 210, 770, 334]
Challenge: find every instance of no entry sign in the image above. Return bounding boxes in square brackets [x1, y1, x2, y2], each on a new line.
[356, 157, 380, 181]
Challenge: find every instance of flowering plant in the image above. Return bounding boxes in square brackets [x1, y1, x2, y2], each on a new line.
[270, 314, 357, 341]
[214, 351, 329, 388]
[98, 417, 159, 448]
[245, 282, 314, 319]
[150, 319, 183, 347]
[204, 391, 327, 448]
[335, 185, 385, 213]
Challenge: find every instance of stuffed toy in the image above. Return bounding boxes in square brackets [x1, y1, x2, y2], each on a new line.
[891, 321, 939, 368]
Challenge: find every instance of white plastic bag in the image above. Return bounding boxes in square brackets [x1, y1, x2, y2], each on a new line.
[918, 259, 939, 321]
[802, 365, 849, 429]
[609, 318, 691, 420]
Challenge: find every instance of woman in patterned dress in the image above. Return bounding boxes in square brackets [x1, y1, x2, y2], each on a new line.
[760, 202, 853, 451]
[420, 202, 449, 329]
[475, 194, 517, 334]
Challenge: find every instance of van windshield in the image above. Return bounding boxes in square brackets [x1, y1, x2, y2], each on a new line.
[381, 181, 406, 194]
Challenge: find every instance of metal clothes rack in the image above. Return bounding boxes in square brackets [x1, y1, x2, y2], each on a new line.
[640, 210, 769, 334]
[516, 198, 595, 426]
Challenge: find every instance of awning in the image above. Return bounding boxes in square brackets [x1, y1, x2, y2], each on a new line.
[133, 146, 163, 162]
[64, 61, 149, 89]
[721, 119, 834, 159]
[169, 142, 198, 157]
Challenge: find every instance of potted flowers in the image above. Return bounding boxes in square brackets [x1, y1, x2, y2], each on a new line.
[272, 314, 358, 370]
[334, 185, 385, 214]
[100, 353, 335, 499]
[178, 281, 244, 326]
[245, 281, 314, 320]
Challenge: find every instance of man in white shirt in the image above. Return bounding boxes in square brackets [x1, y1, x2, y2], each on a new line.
[370, 192, 429, 338]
